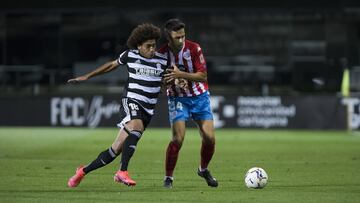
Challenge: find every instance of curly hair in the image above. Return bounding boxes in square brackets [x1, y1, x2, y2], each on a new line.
[127, 23, 161, 49]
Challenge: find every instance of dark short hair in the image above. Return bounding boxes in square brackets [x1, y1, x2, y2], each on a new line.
[127, 23, 161, 49]
[164, 18, 185, 34]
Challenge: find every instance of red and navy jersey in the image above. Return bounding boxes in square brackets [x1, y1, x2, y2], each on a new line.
[158, 40, 209, 97]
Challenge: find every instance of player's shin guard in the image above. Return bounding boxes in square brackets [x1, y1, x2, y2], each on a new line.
[120, 130, 142, 171]
[200, 141, 215, 170]
[83, 147, 118, 174]
[165, 141, 181, 177]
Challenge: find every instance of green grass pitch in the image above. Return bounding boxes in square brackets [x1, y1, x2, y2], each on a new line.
[0, 127, 359, 203]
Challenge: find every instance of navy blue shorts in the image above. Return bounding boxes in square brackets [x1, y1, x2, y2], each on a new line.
[117, 98, 152, 129]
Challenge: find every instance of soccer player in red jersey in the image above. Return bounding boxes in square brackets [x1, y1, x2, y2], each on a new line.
[158, 18, 218, 188]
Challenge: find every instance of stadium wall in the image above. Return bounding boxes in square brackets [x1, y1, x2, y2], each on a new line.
[0, 94, 354, 129]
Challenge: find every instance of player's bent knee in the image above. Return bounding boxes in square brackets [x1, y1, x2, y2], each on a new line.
[202, 134, 215, 145]
[171, 136, 184, 146]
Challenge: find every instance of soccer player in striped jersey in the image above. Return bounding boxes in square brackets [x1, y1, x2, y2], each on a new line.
[67, 23, 167, 187]
[158, 19, 218, 188]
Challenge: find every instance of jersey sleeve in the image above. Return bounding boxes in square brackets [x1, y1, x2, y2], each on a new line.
[192, 44, 207, 73]
[117, 50, 129, 65]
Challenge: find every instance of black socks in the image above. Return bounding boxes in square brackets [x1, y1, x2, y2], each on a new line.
[83, 147, 118, 174]
[82, 130, 143, 174]
[120, 130, 142, 171]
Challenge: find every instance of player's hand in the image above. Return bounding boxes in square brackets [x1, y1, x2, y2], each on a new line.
[67, 76, 88, 83]
[176, 78, 188, 90]
[164, 65, 182, 83]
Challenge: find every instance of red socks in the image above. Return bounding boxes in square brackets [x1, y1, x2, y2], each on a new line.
[165, 141, 215, 176]
[200, 142, 215, 169]
[165, 141, 181, 177]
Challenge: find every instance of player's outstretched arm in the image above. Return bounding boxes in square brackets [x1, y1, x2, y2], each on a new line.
[67, 60, 119, 83]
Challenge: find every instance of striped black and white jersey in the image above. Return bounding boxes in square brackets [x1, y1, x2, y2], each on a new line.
[117, 49, 167, 115]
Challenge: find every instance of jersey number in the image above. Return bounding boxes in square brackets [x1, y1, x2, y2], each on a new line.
[129, 103, 139, 110]
[176, 102, 183, 110]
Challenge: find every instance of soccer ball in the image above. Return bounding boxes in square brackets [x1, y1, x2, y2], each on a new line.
[244, 167, 268, 189]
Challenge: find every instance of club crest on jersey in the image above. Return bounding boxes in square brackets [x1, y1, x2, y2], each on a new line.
[183, 51, 191, 60]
